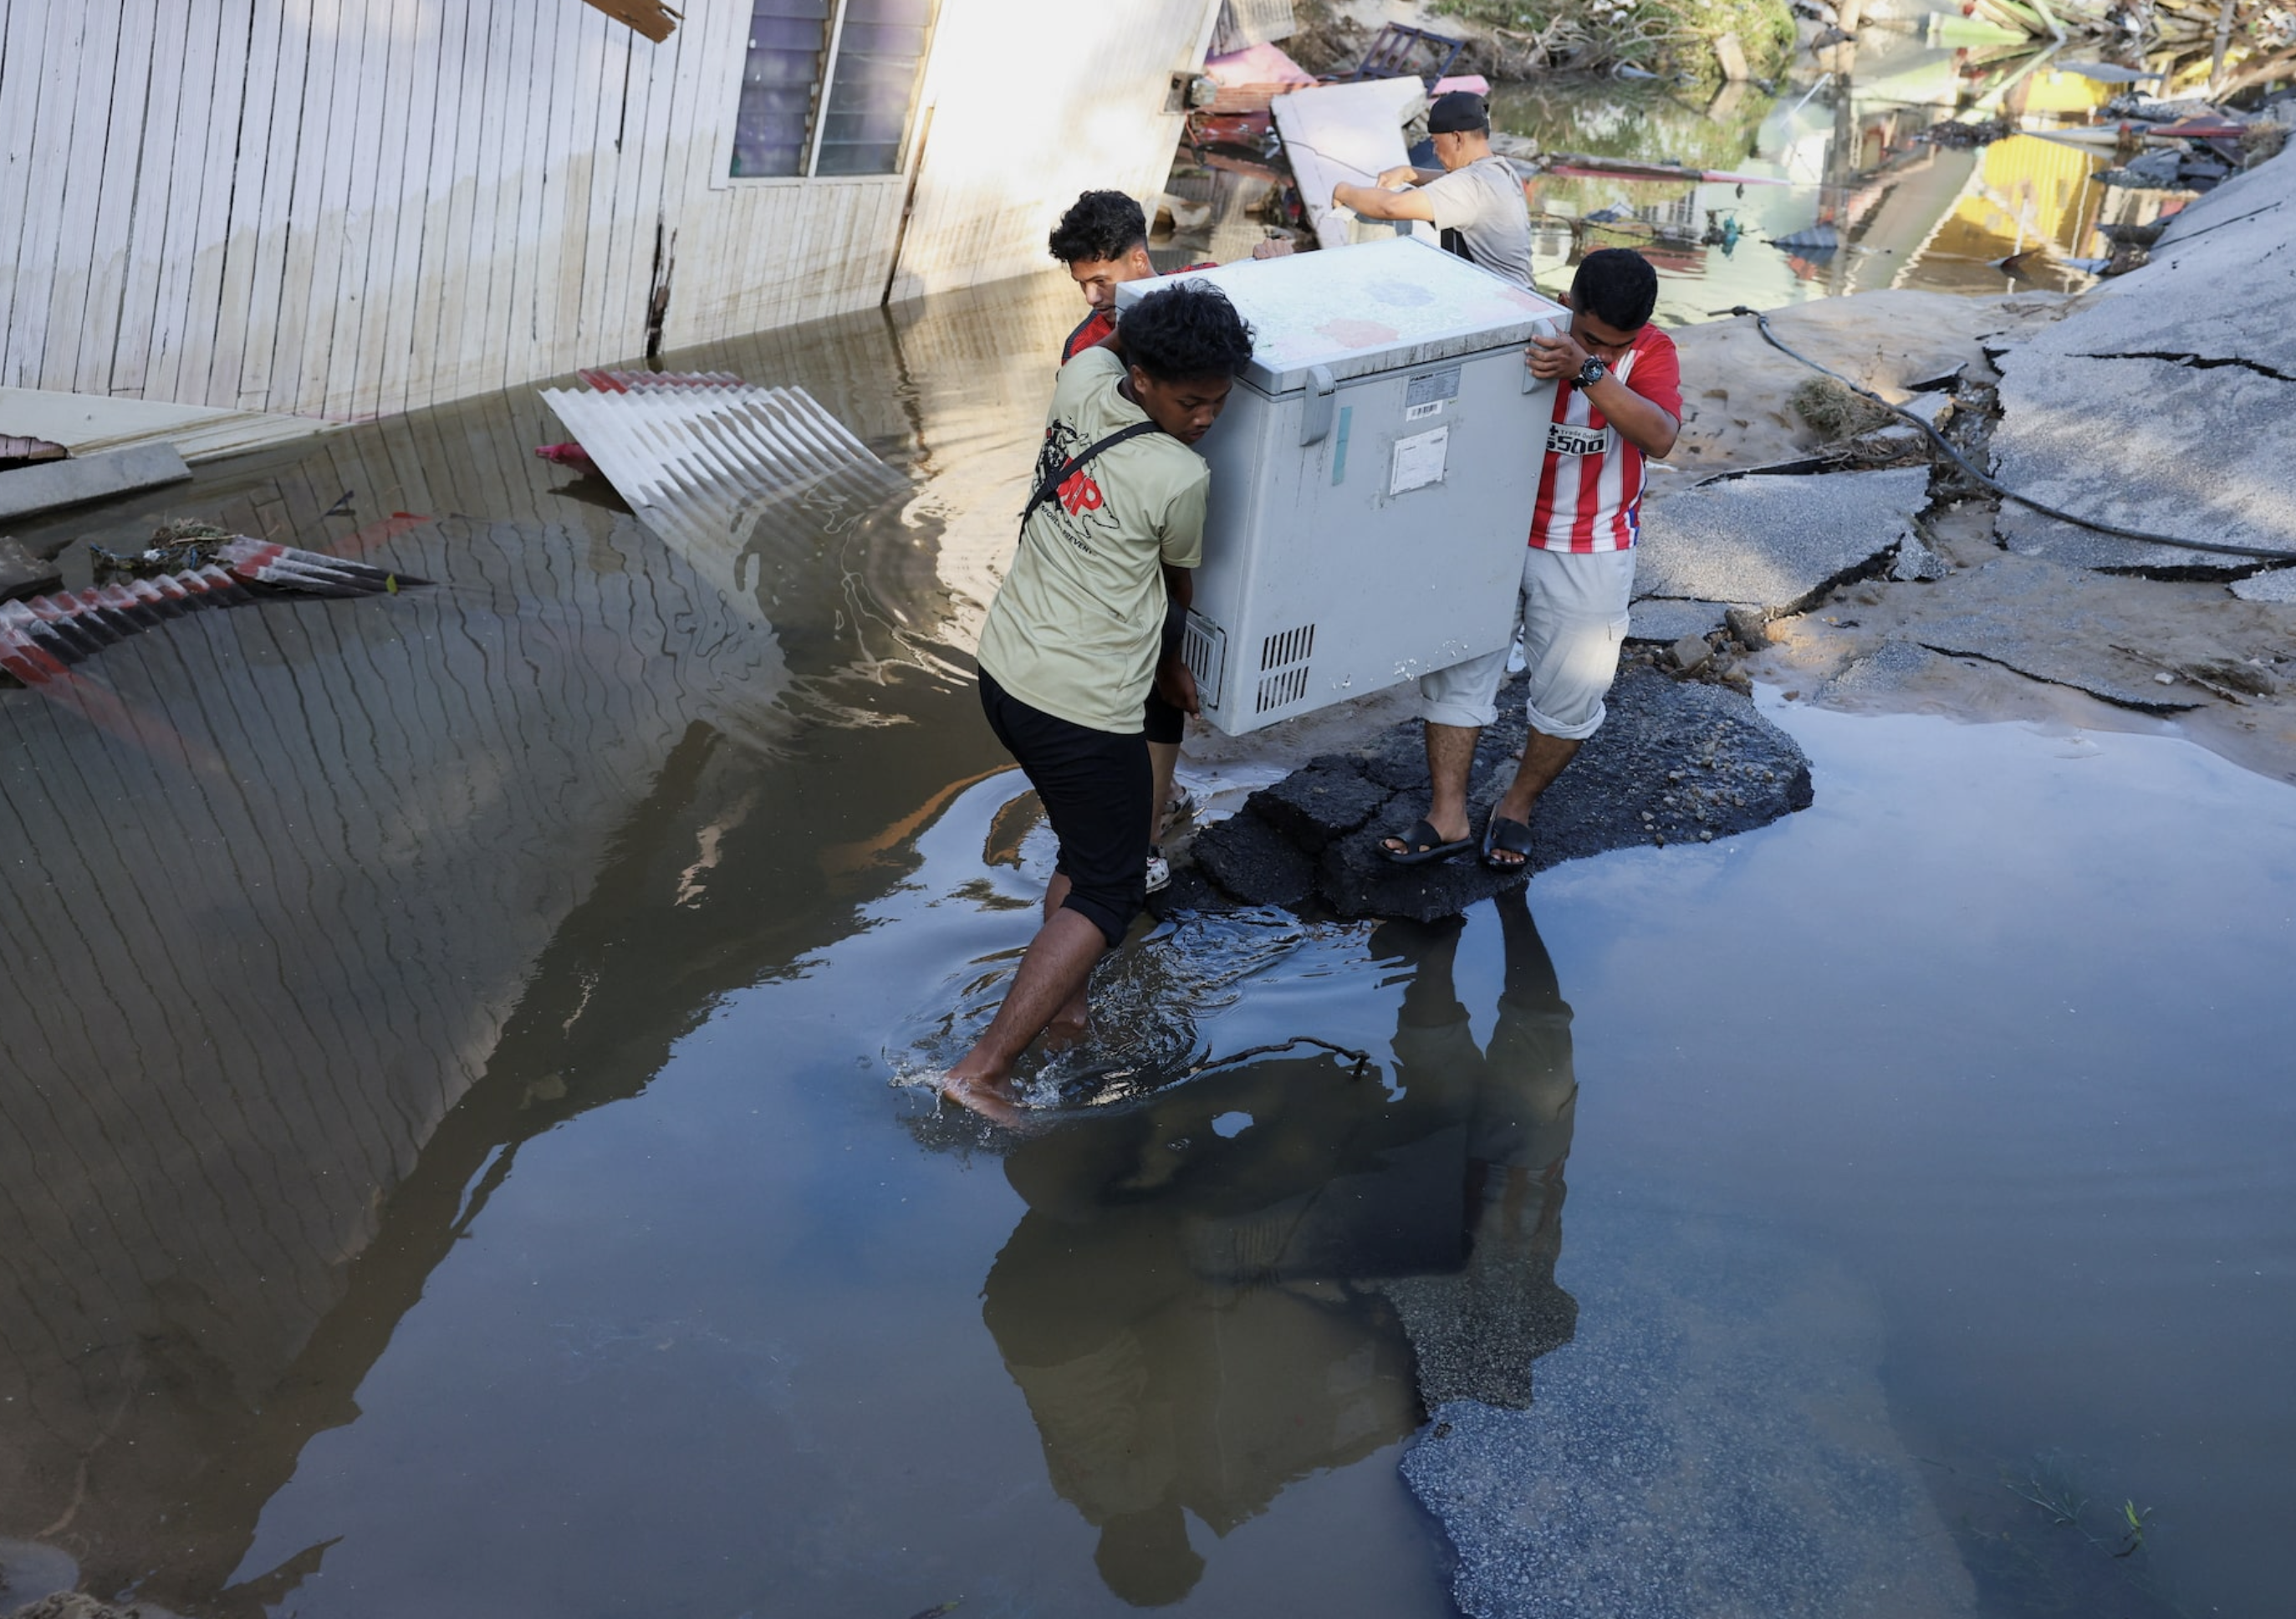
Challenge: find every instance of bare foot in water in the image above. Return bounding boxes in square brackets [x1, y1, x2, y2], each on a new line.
[938, 1068, 1026, 1126]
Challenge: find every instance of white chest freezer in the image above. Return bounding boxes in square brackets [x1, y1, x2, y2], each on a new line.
[1115, 236, 1569, 736]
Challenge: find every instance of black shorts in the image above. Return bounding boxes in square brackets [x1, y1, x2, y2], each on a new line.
[980, 671, 1151, 947]
[1143, 604, 1187, 746]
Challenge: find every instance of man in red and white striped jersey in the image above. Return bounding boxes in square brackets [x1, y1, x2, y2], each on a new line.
[1380, 248, 1681, 872]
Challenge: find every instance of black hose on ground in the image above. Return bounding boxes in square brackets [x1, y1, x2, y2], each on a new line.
[1710, 304, 2296, 564]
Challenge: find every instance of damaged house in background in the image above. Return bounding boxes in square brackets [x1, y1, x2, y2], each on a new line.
[0, 0, 1229, 441]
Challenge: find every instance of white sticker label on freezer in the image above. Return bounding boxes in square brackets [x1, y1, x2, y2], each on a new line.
[1390, 426, 1449, 495]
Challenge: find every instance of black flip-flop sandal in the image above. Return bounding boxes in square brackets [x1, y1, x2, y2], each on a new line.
[1377, 818, 1476, 866]
[1480, 813, 1533, 872]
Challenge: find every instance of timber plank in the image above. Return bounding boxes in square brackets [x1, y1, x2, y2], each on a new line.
[39, 0, 124, 391]
[0, 0, 57, 385]
[579, 0, 681, 44]
[261, 0, 341, 416]
[160, 0, 253, 407]
[222, 0, 302, 409]
[421, 0, 488, 408]
[559, 13, 616, 380]
[650, 0, 721, 350]
[309, 0, 387, 418]
[462, 0, 526, 400]
[340, 0, 422, 420]
[401, 0, 467, 417]
[502, 0, 558, 396]
[377, 0, 452, 420]
[529, 0, 587, 386]
[75, 0, 174, 396]
[124, 0, 226, 401]
[584, 28, 642, 362]
[289, 0, 364, 416]
[607, 18, 677, 368]
[355, 0, 425, 419]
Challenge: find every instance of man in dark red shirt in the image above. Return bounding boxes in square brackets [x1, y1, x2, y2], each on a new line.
[1051, 190, 1165, 365]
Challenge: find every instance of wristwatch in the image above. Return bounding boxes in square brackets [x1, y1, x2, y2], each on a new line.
[1573, 355, 1610, 391]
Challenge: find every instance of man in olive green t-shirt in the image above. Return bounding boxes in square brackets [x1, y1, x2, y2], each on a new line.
[942, 283, 1255, 1124]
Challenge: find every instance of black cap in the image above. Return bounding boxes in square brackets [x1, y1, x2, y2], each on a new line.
[1427, 91, 1489, 135]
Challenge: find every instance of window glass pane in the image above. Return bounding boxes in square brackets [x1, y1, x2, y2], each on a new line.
[732, 0, 832, 177]
[813, 0, 932, 176]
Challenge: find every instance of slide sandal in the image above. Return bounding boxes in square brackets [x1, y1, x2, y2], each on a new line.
[1377, 818, 1475, 866]
[1480, 813, 1533, 872]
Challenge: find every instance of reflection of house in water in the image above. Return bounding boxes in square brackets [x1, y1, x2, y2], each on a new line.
[1756, 53, 2166, 296]
[0, 275, 1083, 1606]
[982, 896, 1579, 1606]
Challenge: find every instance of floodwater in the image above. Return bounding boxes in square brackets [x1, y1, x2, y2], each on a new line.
[1488, 37, 2156, 321]
[1166, 38, 2171, 325]
[2, 271, 2291, 1619]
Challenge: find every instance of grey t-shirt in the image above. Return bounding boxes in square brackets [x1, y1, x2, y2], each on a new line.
[1420, 155, 1534, 289]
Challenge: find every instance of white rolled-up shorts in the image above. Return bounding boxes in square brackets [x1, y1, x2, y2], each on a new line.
[1418, 544, 1637, 740]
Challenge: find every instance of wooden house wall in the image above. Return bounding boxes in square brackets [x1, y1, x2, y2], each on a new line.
[0, 0, 1217, 424]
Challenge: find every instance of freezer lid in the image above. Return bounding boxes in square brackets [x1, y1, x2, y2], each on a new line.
[1113, 236, 1569, 395]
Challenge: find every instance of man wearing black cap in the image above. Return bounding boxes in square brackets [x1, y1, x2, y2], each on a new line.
[1329, 90, 1533, 289]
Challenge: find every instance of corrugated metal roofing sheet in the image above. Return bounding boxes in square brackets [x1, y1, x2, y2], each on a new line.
[538, 382, 912, 592]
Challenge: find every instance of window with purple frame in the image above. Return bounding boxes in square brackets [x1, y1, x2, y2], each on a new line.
[731, 0, 935, 180]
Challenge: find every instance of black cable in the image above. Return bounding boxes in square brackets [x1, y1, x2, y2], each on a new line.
[1710, 304, 2296, 564]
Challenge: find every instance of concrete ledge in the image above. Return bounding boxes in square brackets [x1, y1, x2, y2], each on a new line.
[0, 442, 191, 525]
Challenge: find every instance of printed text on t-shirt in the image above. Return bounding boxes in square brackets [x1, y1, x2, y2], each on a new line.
[1059, 471, 1105, 514]
[1547, 421, 1612, 457]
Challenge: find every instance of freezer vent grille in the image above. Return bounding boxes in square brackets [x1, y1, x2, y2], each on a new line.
[1183, 611, 1228, 711]
[1255, 621, 1315, 713]
[1260, 624, 1315, 672]
[1257, 666, 1310, 712]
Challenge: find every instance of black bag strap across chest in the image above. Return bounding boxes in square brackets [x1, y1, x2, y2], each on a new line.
[1020, 420, 1163, 531]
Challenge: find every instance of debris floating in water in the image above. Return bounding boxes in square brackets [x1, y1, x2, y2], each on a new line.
[0, 523, 426, 687]
[1768, 223, 1841, 253]
[533, 441, 598, 471]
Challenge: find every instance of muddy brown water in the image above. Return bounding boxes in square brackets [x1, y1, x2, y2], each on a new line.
[2, 271, 2291, 1616]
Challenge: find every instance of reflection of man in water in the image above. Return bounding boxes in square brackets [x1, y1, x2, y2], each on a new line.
[979, 892, 1578, 1604]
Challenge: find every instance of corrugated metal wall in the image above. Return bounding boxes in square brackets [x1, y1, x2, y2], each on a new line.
[0, 0, 1216, 422]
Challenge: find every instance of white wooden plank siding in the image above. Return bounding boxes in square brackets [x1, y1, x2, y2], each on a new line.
[0, 0, 1219, 422]
[155, 0, 246, 407]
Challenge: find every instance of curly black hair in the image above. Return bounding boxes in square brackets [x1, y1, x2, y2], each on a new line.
[1049, 190, 1148, 266]
[1571, 248, 1659, 332]
[1119, 283, 1255, 383]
